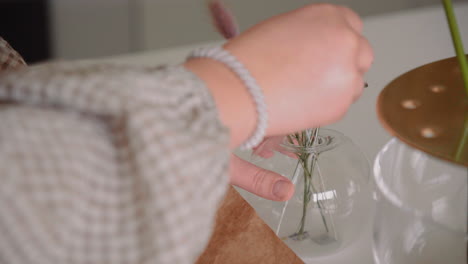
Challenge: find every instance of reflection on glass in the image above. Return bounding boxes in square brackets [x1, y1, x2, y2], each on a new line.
[373, 138, 467, 264]
[246, 129, 373, 261]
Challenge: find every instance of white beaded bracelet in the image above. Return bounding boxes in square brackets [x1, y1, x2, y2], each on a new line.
[188, 46, 268, 149]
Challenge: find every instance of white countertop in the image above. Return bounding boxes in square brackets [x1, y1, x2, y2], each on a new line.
[102, 3, 468, 263]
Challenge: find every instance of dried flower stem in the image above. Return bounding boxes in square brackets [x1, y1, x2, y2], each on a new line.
[288, 128, 330, 238]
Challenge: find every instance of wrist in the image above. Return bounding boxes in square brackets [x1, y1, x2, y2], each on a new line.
[184, 58, 256, 148]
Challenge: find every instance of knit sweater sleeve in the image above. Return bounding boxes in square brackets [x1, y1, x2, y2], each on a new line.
[0, 62, 230, 264]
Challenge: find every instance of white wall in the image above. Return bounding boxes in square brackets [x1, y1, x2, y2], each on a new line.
[137, 0, 460, 51]
[49, 0, 132, 60]
[50, 0, 461, 59]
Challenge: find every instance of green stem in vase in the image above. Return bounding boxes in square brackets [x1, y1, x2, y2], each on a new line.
[442, 0, 468, 96]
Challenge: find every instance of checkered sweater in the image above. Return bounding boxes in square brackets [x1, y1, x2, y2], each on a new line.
[0, 38, 229, 264]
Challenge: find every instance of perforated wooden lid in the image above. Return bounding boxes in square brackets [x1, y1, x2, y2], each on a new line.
[377, 55, 468, 167]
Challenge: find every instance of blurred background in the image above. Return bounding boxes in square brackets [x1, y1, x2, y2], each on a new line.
[0, 0, 462, 63]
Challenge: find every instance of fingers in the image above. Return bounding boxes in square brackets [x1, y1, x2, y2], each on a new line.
[252, 140, 275, 158]
[358, 36, 374, 74]
[352, 75, 366, 102]
[336, 6, 373, 74]
[338, 6, 363, 33]
[253, 136, 286, 158]
[353, 37, 373, 102]
[229, 154, 294, 201]
[338, 6, 372, 101]
[253, 136, 298, 159]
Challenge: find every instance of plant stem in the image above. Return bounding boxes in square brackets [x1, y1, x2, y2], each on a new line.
[276, 158, 302, 236]
[455, 113, 468, 161]
[309, 157, 330, 231]
[298, 155, 309, 235]
[294, 128, 330, 237]
[302, 155, 330, 233]
[442, 0, 468, 97]
[442, 0, 468, 163]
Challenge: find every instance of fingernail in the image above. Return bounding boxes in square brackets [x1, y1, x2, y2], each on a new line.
[273, 180, 291, 200]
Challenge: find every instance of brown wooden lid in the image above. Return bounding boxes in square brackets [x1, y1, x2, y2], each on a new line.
[377, 55, 468, 167]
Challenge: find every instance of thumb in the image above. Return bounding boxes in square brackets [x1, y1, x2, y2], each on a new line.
[229, 154, 294, 201]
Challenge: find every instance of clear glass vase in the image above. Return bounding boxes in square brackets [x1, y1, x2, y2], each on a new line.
[372, 138, 467, 264]
[247, 129, 373, 260]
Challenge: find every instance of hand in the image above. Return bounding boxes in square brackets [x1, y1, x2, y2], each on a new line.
[185, 4, 373, 147]
[225, 4, 373, 136]
[229, 154, 294, 201]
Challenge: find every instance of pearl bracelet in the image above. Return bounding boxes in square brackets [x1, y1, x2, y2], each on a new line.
[188, 46, 268, 149]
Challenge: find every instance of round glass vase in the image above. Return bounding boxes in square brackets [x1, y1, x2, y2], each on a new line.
[372, 138, 467, 264]
[248, 129, 373, 260]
